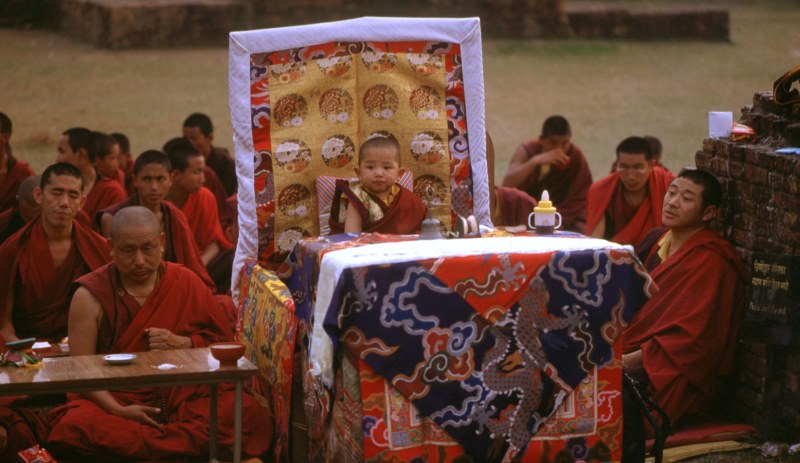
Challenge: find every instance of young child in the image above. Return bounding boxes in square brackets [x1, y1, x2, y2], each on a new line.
[329, 133, 427, 234]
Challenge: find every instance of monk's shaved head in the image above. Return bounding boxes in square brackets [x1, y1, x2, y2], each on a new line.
[110, 206, 160, 241]
[18, 175, 41, 205]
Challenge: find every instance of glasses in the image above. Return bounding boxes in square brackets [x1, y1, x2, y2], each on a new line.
[615, 164, 649, 175]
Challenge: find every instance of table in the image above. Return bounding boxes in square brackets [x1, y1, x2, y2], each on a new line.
[285, 233, 653, 462]
[0, 347, 257, 463]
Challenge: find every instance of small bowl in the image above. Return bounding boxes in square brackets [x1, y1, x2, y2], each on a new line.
[210, 342, 246, 366]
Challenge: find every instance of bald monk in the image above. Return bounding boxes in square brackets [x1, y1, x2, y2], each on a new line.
[502, 115, 592, 232]
[0, 163, 110, 346]
[165, 138, 232, 267]
[620, 169, 748, 453]
[56, 127, 127, 225]
[587, 136, 675, 245]
[0, 175, 41, 243]
[0, 111, 35, 213]
[98, 150, 216, 292]
[46, 207, 271, 461]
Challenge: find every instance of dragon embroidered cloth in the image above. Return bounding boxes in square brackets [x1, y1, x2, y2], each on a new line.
[283, 233, 653, 461]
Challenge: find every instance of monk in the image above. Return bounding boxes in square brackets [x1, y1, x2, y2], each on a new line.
[164, 136, 235, 233]
[165, 139, 233, 291]
[98, 150, 216, 292]
[502, 115, 592, 232]
[182, 112, 237, 196]
[56, 127, 127, 225]
[46, 206, 271, 461]
[329, 134, 428, 234]
[0, 111, 35, 213]
[111, 132, 135, 195]
[620, 169, 748, 455]
[610, 135, 669, 173]
[0, 175, 41, 243]
[587, 136, 675, 245]
[0, 163, 110, 346]
[93, 131, 123, 188]
[485, 131, 537, 227]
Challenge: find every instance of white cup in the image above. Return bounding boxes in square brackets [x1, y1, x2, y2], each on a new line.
[528, 211, 562, 233]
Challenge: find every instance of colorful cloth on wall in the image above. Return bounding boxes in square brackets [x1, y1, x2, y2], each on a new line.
[324, 247, 651, 461]
[228, 18, 490, 299]
[237, 262, 297, 463]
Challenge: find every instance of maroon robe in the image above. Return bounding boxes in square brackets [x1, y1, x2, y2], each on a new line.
[82, 172, 127, 228]
[204, 166, 235, 230]
[46, 262, 272, 461]
[0, 154, 35, 213]
[493, 185, 537, 227]
[516, 139, 592, 232]
[620, 228, 748, 425]
[0, 217, 110, 345]
[329, 180, 428, 234]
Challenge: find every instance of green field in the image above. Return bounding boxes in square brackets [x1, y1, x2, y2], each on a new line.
[2, 0, 798, 185]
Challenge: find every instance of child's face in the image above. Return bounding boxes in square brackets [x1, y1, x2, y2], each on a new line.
[95, 143, 121, 178]
[355, 146, 404, 196]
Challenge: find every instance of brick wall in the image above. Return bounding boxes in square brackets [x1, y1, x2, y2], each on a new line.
[695, 92, 800, 440]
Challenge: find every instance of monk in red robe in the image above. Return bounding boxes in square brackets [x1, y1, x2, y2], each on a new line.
[46, 206, 271, 461]
[620, 169, 748, 435]
[111, 132, 136, 196]
[98, 150, 216, 293]
[56, 128, 127, 226]
[492, 186, 537, 227]
[0, 112, 35, 214]
[164, 136, 235, 229]
[0, 163, 110, 346]
[182, 113, 237, 196]
[587, 136, 675, 245]
[0, 175, 40, 243]
[329, 134, 427, 234]
[502, 115, 592, 233]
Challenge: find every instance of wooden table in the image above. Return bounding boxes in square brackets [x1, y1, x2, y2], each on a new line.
[0, 347, 257, 463]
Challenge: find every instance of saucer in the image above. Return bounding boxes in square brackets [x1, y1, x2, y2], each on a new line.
[104, 353, 137, 365]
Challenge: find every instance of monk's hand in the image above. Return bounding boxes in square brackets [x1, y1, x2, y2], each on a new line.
[115, 404, 162, 429]
[145, 327, 192, 351]
[539, 148, 569, 167]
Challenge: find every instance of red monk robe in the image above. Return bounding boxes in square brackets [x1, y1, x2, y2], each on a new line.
[515, 139, 592, 232]
[46, 262, 272, 461]
[586, 166, 674, 245]
[204, 166, 235, 230]
[99, 196, 216, 292]
[0, 154, 35, 213]
[493, 186, 537, 227]
[82, 172, 127, 227]
[181, 186, 232, 255]
[620, 228, 748, 425]
[329, 180, 428, 235]
[0, 206, 25, 243]
[0, 217, 110, 345]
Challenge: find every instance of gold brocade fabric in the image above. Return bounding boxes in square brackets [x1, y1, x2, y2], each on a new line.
[269, 52, 451, 255]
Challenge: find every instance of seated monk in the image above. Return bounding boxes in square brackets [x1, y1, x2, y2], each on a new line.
[0, 163, 110, 346]
[0, 111, 36, 214]
[0, 175, 40, 243]
[619, 169, 748, 457]
[485, 131, 537, 227]
[587, 136, 674, 245]
[164, 136, 235, 230]
[164, 138, 233, 278]
[56, 127, 126, 226]
[329, 133, 427, 234]
[98, 150, 217, 293]
[111, 132, 135, 195]
[46, 206, 272, 461]
[501, 115, 592, 232]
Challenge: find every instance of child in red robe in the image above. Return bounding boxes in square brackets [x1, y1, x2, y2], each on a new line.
[329, 133, 427, 234]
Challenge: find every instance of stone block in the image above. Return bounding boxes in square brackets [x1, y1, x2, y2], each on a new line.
[58, 0, 248, 48]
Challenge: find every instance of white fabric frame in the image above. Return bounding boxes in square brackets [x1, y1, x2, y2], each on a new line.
[228, 17, 490, 303]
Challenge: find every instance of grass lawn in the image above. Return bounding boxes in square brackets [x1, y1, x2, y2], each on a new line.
[2, 1, 799, 183]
